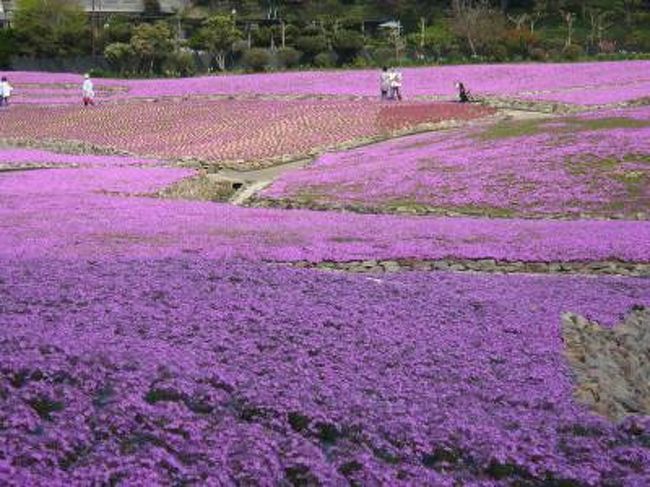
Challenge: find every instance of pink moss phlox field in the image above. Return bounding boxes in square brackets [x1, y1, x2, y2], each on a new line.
[4, 61, 649, 106]
[0, 163, 649, 263]
[0, 148, 160, 169]
[0, 259, 649, 485]
[262, 107, 650, 218]
[0, 100, 490, 163]
[519, 80, 650, 105]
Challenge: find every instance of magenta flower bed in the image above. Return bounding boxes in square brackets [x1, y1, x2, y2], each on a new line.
[262, 107, 650, 219]
[4, 60, 649, 106]
[1, 258, 648, 485]
[0, 165, 648, 263]
[0, 100, 490, 164]
[0, 149, 160, 169]
[119, 61, 650, 104]
[519, 80, 650, 105]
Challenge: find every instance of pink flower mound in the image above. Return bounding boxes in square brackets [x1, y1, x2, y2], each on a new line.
[262, 107, 650, 219]
[0, 100, 490, 164]
[121, 61, 650, 104]
[0, 259, 648, 485]
[0, 149, 160, 169]
[0, 165, 648, 263]
[5, 61, 649, 106]
[520, 80, 650, 105]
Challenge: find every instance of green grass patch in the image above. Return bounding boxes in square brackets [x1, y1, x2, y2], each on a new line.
[479, 116, 650, 141]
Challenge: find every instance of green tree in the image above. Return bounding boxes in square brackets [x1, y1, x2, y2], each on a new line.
[130, 22, 174, 74]
[0, 30, 15, 67]
[193, 14, 242, 71]
[13, 0, 88, 57]
[104, 42, 136, 75]
[294, 34, 328, 63]
[332, 29, 364, 64]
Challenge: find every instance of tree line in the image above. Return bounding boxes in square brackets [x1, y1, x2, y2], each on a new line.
[1, 0, 649, 76]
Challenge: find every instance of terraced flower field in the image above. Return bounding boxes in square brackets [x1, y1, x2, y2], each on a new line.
[0, 100, 491, 167]
[260, 106, 650, 219]
[5, 60, 650, 106]
[1, 61, 649, 486]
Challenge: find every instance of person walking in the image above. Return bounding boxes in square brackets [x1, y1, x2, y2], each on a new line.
[82, 74, 95, 107]
[1, 76, 13, 107]
[380, 66, 391, 100]
[390, 67, 403, 101]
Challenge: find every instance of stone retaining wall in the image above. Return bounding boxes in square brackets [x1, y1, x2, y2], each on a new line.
[288, 258, 650, 277]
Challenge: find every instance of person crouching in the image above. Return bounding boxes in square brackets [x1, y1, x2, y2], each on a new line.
[455, 81, 471, 103]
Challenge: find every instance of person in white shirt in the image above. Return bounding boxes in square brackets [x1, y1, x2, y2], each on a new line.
[390, 67, 403, 101]
[1, 76, 13, 107]
[380, 66, 391, 100]
[82, 74, 95, 107]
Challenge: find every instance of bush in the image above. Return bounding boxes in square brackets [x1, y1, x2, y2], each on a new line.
[371, 47, 395, 66]
[350, 55, 371, 68]
[529, 47, 547, 61]
[487, 44, 508, 62]
[294, 35, 328, 63]
[242, 48, 272, 72]
[0, 29, 15, 68]
[624, 29, 650, 52]
[104, 42, 135, 75]
[313, 51, 337, 68]
[332, 29, 364, 65]
[563, 44, 583, 61]
[276, 47, 301, 68]
[163, 50, 196, 77]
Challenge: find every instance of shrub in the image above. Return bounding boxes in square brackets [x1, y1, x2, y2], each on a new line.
[371, 47, 395, 65]
[242, 48, 272, 72]
[624, 29, 650, 52]
[104, 42, 135, 75]
[529, 47, 547, 61]
[488, 44, 508, 62]
[276, 47, 301, 68]
[0, 29, 15, 68]
[294, 35, 328, 63]
[563, 44, 583, 61]
[313, 51, 337, 68]
[332, 29, 364, 65]
[163, 50, 196, 77]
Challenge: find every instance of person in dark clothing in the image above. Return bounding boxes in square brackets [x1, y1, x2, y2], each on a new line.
[455, 81, 471, 103]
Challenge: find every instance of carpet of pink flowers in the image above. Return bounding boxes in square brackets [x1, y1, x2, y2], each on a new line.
[4, 60, 649, 105]
[0, 100, 490, 165]
[1, 61, 649, 486]
[262, 105, 650, 219]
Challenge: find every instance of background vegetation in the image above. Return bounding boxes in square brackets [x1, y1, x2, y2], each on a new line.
[2, 0, 649, 75]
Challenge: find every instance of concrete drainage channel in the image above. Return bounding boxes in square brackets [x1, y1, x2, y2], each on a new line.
[206, 158, 313, 205]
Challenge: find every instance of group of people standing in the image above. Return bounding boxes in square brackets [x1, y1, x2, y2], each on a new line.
[380, 67, 403, 101]
[0, 73, 95, 107]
